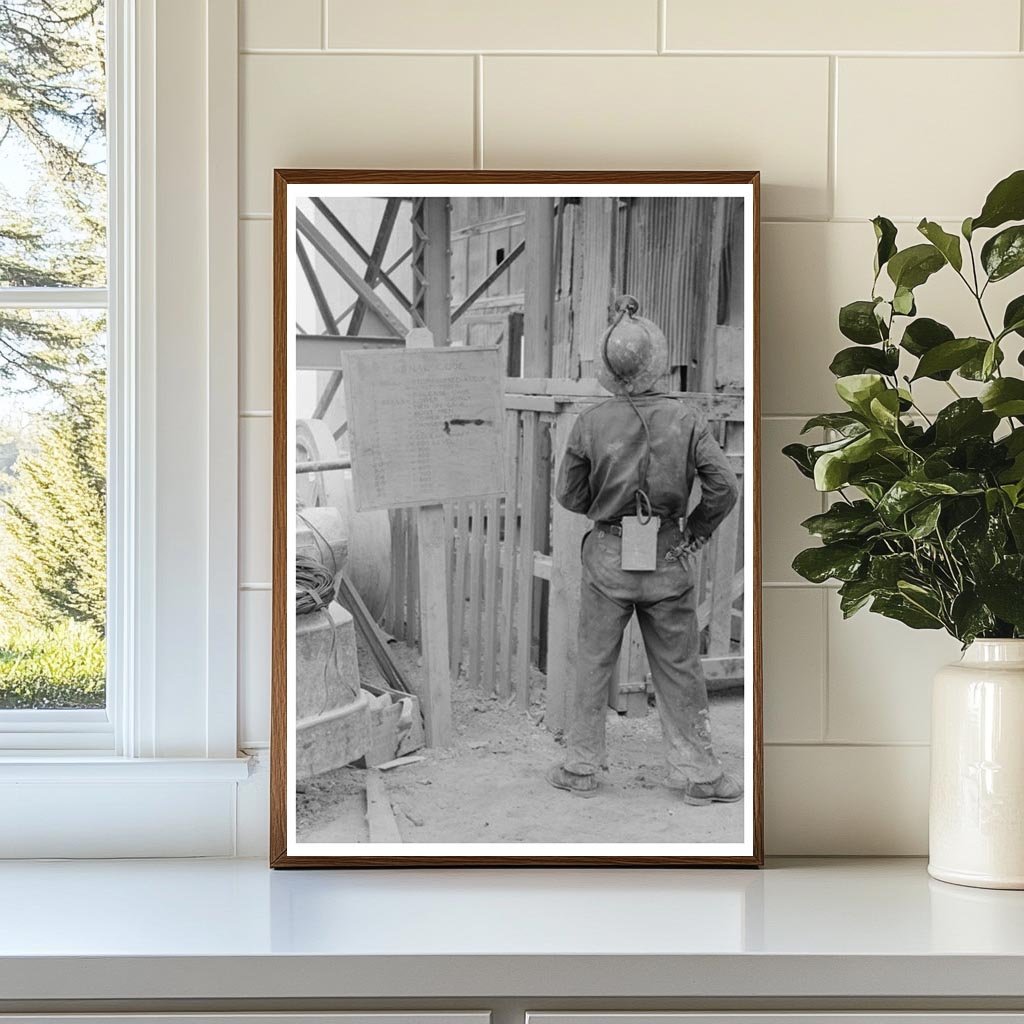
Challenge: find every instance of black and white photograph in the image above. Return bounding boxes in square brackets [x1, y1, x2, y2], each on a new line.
[272, 173, 761, 866]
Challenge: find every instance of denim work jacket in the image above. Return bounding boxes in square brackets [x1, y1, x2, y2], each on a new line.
[554, 393, 740, 540]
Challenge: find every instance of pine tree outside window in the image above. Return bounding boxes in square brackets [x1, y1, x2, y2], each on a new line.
[0, 1, 110, 740]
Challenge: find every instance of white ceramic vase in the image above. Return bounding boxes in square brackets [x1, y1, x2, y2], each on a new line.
[929, 639, 1024, 889]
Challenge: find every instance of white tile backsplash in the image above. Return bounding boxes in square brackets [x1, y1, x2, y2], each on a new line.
[327, 0, 659, 52]
[482, 56, 831, 220]
[826, 597, 961, 744]
[235, 5, 1024, 854]
[763, 588, 826, 743]
[836, 58, 1024, 221]
[665, 0, 1021, 53]
[239, 416, 272, 587]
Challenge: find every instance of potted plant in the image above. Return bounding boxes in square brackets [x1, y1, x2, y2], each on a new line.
[785, 169, 1024, 889]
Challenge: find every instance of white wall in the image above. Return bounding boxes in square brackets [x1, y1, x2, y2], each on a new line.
[235, 0, 1024, 855]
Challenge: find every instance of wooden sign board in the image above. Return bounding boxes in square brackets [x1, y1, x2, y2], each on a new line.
[341, 346, 506, 512]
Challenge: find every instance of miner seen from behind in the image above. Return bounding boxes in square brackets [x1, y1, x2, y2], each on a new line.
[547, 295, 743, 806]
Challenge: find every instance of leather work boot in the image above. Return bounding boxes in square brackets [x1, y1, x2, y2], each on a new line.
[546, 764, 600, 798]
[674, 772, 743, 807]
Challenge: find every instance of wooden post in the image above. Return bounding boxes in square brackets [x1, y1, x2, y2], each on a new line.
[407, 197, 453, 745]
[698, 197, 726, 395]
[573, 197, 616, 380]
[524, 199, 554, 674]
[545, 409, 586, 733]
[404, 198, 454, 745]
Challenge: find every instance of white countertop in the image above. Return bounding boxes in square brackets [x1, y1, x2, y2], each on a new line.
[1, 857, 1023, 1002]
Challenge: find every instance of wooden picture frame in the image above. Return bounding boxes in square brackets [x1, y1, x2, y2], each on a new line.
[271, 170, 763, 867]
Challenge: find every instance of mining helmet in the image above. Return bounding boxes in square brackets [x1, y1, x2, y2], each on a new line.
[596, 295, 669, 396]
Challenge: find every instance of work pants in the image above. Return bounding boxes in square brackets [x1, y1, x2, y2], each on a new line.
[563, 524, 722, 785]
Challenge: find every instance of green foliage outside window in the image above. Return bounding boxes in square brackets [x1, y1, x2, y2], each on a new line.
[785, 170, 1024, 644]
[0, 1, 107, 708]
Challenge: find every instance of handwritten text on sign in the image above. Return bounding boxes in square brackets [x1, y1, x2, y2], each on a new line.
[341, 347, 506, 511]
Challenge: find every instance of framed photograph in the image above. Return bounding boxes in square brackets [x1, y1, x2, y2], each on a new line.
[271, 171, 762, 866]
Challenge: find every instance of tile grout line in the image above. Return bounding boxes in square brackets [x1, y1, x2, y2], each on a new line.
[237, 46, 1024, 57]
[657, 0, 666, 54]
[321, 0, 329, 50]
[1021, 0, 1024, 51]
[474, 55, 484, 169]
[827, 55, 838, 220]
[819, 587, 830, 743]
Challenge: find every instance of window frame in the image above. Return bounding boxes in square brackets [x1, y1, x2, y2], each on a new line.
[0, 0, 242, 768]
[0, 4, 121, 751]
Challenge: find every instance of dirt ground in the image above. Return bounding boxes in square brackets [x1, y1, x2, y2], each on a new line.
[296, 637, 745, 845]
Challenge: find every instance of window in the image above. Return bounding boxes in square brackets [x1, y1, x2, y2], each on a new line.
[0, 1, 110, 743]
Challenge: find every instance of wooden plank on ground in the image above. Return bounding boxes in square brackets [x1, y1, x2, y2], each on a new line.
[482, 496, 501, 695]
[364, 771, 403, 843]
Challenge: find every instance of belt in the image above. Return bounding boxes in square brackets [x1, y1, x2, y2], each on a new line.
[595, 518, 679, 536]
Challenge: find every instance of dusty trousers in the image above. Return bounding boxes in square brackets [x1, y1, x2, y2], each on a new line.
[563, 524, 723, 785]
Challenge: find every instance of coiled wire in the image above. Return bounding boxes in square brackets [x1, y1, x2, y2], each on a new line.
[295, 552, 341, 717]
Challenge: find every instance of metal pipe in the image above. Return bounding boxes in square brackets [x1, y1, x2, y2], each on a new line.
[295, 457, 352, 474]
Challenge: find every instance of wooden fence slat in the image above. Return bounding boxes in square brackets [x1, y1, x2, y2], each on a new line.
[406, 510, 419, 646]
[515, 411, 538, 708]
[482, 496, 501, 695]
[450, 502, 471, 676]
[466, 499, 486, 688]
[389, 509, 407, 637]
[498, 412, 521, 697]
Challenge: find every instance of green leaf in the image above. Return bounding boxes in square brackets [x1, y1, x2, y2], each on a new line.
[950, 592, 996, 644]
[887, 244, 946, 291]
[971, 169, 1024, 232]
[982, 341, 1000, 381]
[959, 343, 1003, 381]
[800, 412, 865, 435]
[980, 378, 1024, 418]
[872, 216, 898, 277]
[917, 219, 963, 272]
[782, 442, 815, 479]
[838, 578, 877, 617]
[829, 345, 899, 378]
[911, 337, 988, 381]
[976, 577, 1024, 629]
[933, 399, 999, 445]
[1002, 295, 1024, 339]
[892, 286, 916, 316]
[839, 299, 887, 345]
[908, 500, 942, 539]
[871, 594, 943, 630]
[800, 501, 879, 543]
[868, 552, 915, 587]
[868, 389, 902, 430]
[981, 225, 1024, 282]
[962, 216, 974, 241]
[877, 479, 958, 524]
[835, 373, 886, 414]
[792, 542, 866, 584]
[900, 317, 955, 359]
[814, 450, 850, 491]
